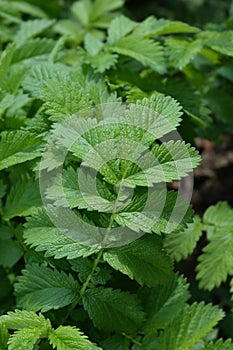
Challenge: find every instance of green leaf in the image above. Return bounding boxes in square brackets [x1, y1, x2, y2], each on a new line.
[115, 190, 193, 235]
[100, 334, 129, 350]
[23, 209, 101, 259]
[196, 227, 233, 290]
[121, 140, 200, 187]
[199, 31, 233, 56]
[205, 89, 233, 124]
[48, 326, 101, 350]
[91, 0, 124, 21]
[84, 33, 103, 56]
[41, 77, 92, 120]
[203, 202, 233, 229]
[83, 287, 145, 333]
[204, 340, 233, 350]
[3, 177, 42, 220]
[0, 309, 51, 330]
[79, 48, 118, 73]
[0, 323, 9, 350]
[0, 94, 15, 118]
[14, 264, 80, 312]
[0, 238, 23, 268]
[8, 328, 42, 350]
[166, 38, 203, 70]
[164, 216, 203, 262]
[103, 235, 173, 287]
[109, 35, 166, 73]
[140, 275, 190, 332]
[12, 38, 55, 64]
[134, 17, 199, 37]
[14, 19, 55, 44]
[0, 130, 42, 170]
[107, 15, 136, 45]
[129, 93, 183, 139]
[159, 302, 224, 350]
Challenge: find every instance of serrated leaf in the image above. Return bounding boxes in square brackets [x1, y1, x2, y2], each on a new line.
[12, 38, 55, 64]
[199, 31, 233, 56]
[3, 177, 42, 220]
[109, 35, 166, 73]
[107, 15, 136, 45]
[0, 310, 51, 330]
[121, 140, 200, 187]
[127, 93, 183, 139]
[14, 19, 55, 44]
[204, 339, 233, 349]
[14, 264, 80, 312]
[196, 227, 233, 291]
[166, 38, 203, 69]
[49, 326, 101, 350]
[0, 130, 42, 170]
[159, 302, 224, 350]
[83, 287, 145, 333]
[23, 209, 100, 259]
[115, 190, 193, 235]
[134, 17, 199, 37]
[140, 275, 190, 332]
[8, 328, 42, 350]
[104, 235, 172, 287]
[41, 77, 92, 120]
[164, 216, 203, 262]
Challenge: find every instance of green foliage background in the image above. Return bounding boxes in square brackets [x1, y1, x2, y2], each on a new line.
[0, 0, 233, 349]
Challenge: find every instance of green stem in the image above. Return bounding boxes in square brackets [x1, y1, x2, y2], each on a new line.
[121, 332, 142, 346]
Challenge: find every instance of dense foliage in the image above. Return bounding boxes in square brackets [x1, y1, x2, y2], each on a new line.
[0, 0, 233, 349]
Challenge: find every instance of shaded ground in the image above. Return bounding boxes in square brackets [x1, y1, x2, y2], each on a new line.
[192, 135, 233, 215]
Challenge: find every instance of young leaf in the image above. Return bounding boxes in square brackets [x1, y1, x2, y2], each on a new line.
[48, 326, 101, 350]
[159, 302, 224, 350]
[8, 328, 42, 350]
[14, 264, 80, 312]
[103, 235, 173, 287]
[0, 309, 51, 330]
[0, 130, 42, 170]
[205, 339, 233, 350]
[164, 216, 203, 262]
[83, 287, 145, 333]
